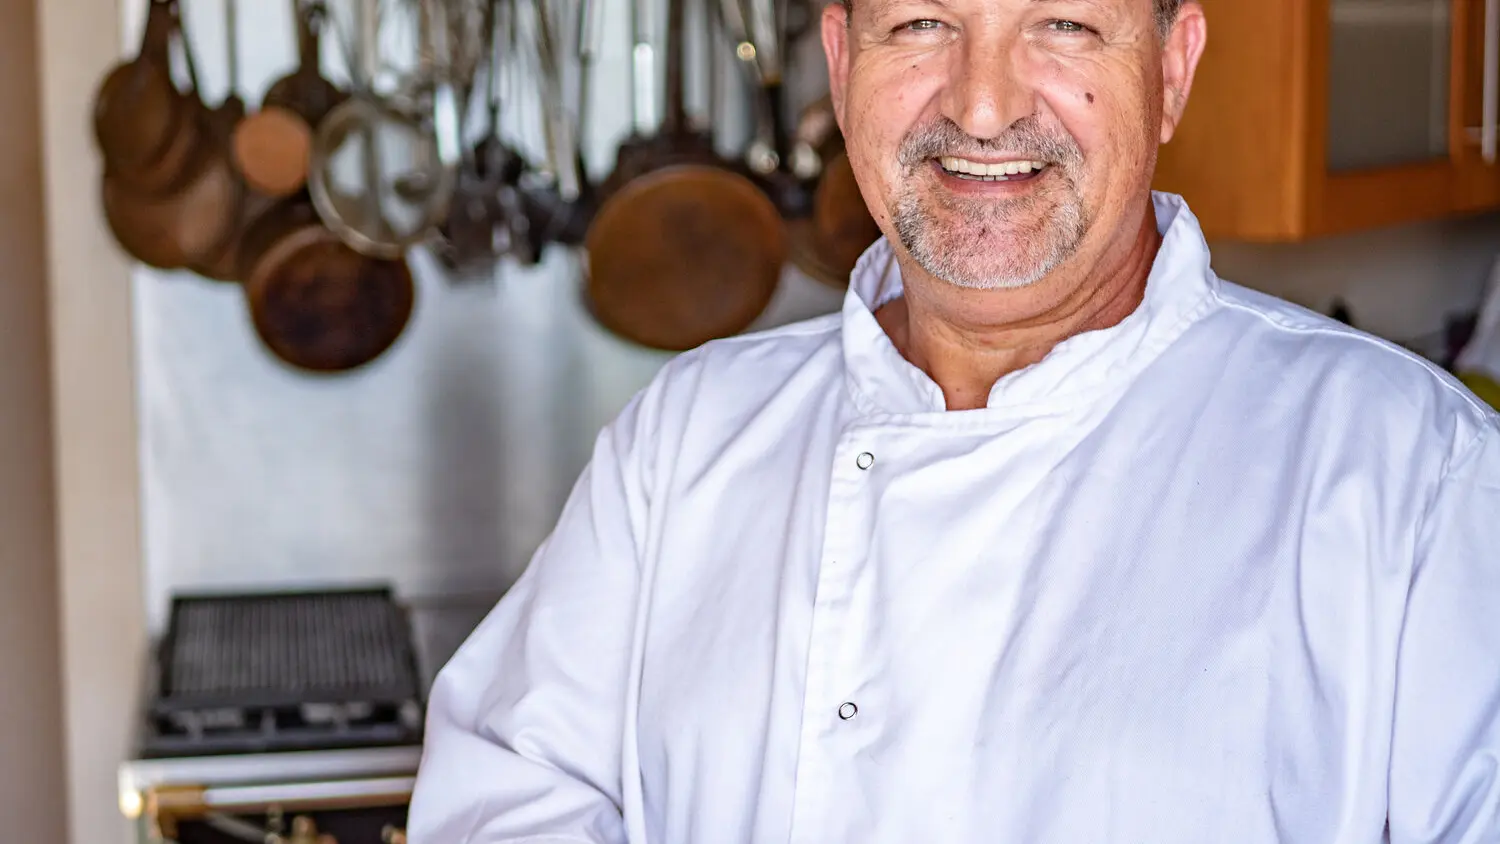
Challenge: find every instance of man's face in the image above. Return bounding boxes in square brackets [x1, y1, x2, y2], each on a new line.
[823, 0, 1203, 291]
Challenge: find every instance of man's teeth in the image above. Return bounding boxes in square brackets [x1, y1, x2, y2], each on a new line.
[938, 156, 1049, 179]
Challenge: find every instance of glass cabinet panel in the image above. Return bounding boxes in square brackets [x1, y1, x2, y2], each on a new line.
[1326, 0, 1452, 171]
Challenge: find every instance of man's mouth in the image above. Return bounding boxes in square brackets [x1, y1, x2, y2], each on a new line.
[936, 156, 1050, 182]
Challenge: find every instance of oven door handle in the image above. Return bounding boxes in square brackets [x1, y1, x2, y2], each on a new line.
[148, 775, 415, 818]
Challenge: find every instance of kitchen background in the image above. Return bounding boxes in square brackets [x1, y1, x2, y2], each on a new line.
[2, 0, 1499, 842]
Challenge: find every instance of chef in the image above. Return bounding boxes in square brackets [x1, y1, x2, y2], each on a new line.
[409, 0, 1500, 840]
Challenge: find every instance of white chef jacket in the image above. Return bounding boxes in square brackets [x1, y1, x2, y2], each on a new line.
[408, 192, 1500, 843]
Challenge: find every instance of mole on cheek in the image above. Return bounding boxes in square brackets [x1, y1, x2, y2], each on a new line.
[1085, 92, 1096, 104]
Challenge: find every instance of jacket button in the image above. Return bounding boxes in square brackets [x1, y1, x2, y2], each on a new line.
[838, 702, 858, 720]
[855, 452, 874, 470]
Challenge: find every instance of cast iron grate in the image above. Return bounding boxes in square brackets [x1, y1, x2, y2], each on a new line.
[162, 589, 418, 705]
[142, 587, 425, 758]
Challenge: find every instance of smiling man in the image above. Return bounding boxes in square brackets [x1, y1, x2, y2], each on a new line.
[408, 0, 1500, 841]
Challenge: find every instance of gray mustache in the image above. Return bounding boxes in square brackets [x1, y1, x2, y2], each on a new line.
[898, 116, 1082, 172]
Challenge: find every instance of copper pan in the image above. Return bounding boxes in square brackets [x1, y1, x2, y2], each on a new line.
[95, 0, 215, 198]
[93, 0, 191, 178]
[100, 13, 243, 272]
[584, 0, 786, 352]
[238, 196, 415, 373]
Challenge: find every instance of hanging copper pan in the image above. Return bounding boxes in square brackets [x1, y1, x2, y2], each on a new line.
[94, 0, 212, 199]
[99, 10, 243, 271]
[238, 196, 415, 373]
[584, 0, 785, 352]
[93, 0, 191, 180]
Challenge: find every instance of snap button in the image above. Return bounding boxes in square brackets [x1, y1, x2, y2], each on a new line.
[855, 452, 874, 470]
[838, 701, 858, 720]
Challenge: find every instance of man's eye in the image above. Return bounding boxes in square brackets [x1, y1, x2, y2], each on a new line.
[1046, 19, 1093, 33]
[899, 19, 944, 32]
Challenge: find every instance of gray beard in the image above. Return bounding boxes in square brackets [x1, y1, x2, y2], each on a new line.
[890, 174, 1089, 291]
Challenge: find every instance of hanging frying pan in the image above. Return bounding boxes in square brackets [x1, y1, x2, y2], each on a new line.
[93, 0, 191, 179]
[100, 6, 243, 270]
[584, 0, 786, 352]
[95, 0, 212, 199]
[238, 195, 416, 373]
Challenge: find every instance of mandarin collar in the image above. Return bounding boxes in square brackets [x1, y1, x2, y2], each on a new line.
[840, 191, 1220, 417]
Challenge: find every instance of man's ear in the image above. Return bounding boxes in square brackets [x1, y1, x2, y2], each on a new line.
[1159, 1, 1207, 144]
[822, 3, 853, 133]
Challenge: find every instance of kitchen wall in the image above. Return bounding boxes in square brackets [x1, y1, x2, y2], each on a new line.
[0, 0, 68, 839]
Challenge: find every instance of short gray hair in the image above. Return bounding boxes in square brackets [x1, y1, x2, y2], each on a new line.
[836, 0, 1185, 36]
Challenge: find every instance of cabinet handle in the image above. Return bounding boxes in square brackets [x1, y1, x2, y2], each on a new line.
[1486, 0, 1499, 163]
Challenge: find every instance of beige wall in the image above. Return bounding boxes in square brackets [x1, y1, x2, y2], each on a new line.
[36, 0, 144, 839]
[0, 0, 67, 840]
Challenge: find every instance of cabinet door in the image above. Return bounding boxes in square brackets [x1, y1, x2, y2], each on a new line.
[1453, 0, 1500, 208]
[1325, 0, 1454, 171]
[1313, 0, 1500, 234]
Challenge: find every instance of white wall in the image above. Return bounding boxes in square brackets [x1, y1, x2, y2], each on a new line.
[0, 0, 67, 840]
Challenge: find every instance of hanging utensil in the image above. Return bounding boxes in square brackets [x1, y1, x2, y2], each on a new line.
[551, 0, 606, 241]
[584, 0, 787, 352]
[96, 0, 213, 199]
[185, 0, 284, 282]
[239, 194, 417, 373]
[717, 0, 812, 218]
[308, 0, 455, 259]
[503, 0, 591, 261]
[100, 6, 244, 271]
[93, 0, 191, 180]
[787, 95, 878, 288]
[595, 0, 662, 198]
[434, 0, 516, 275]
[788, 91, 835, 181]
[531, 0, 606, 244]
[233, 0, 348, 198]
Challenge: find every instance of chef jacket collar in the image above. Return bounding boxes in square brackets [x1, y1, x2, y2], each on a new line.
[840, 191, 1220, 417]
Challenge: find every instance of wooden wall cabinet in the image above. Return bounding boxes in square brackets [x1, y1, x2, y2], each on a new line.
[1154, 0, 1500, 241]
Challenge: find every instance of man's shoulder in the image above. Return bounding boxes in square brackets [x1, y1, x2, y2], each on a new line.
[1204, 277, 1497, 436]
[640, 312, 847, 413]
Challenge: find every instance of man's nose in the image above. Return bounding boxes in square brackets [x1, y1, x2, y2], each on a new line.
[941, 36, 1034, 141]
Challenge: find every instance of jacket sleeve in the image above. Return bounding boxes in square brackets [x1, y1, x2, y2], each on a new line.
[406, 386, 659, 844]
[1387, 421, 1500, 842]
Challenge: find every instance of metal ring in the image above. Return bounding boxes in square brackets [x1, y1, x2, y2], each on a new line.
[307, 95, 456, 259]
